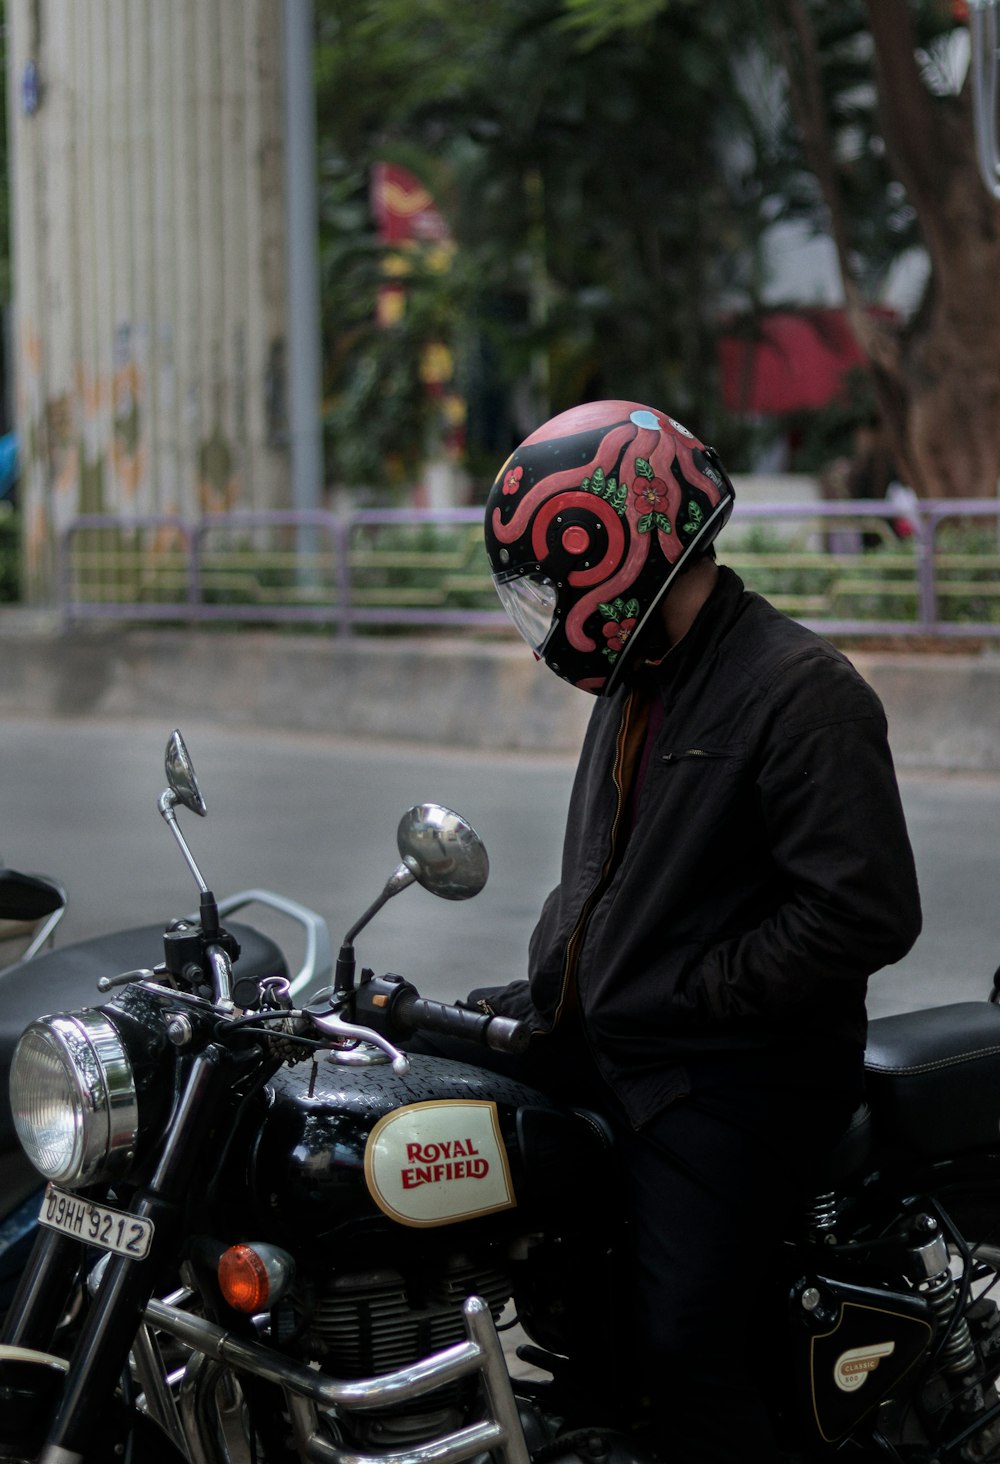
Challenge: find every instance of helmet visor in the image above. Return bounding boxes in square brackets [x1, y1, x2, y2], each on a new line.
[493, 572, 558, 653]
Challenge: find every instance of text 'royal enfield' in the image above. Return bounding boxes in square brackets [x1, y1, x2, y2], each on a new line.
[6, 733, 1000, 1462]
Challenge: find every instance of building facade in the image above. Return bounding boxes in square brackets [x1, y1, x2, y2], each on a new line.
[7, 0, 292, 597]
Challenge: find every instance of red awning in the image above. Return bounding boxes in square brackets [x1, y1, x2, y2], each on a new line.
[718, 308, 886, 416]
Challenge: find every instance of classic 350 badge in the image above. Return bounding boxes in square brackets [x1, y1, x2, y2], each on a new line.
[364, 1100, 516, 1227]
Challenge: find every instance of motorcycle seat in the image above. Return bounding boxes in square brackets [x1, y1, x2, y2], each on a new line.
[0, 920, 288, 1152]
[864, 1001, 1000, 1159]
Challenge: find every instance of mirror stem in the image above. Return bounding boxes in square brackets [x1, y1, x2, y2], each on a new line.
[158, 792, 210, 895]
[343, 865, 416, 946]
[335, 864, 417, 992]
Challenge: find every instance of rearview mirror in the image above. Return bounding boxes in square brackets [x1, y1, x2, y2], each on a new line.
[165, 730, 207, 818]
[396, 803, 489, 902]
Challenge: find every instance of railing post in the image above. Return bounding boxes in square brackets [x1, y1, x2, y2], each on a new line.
[189, 524, 203, 616]
[57, 523, 74, 627]
[335, 516, 352, 639]
[914, 506, 937, 634]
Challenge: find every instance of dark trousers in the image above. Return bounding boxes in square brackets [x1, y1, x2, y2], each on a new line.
[408, 1021, 861, 1462]
[614, 1079, 858, 1461]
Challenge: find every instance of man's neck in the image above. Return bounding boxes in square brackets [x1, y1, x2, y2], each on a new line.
[659, 558, 719, 648]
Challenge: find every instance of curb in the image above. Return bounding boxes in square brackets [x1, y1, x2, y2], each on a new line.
[1, 615, 998, 770]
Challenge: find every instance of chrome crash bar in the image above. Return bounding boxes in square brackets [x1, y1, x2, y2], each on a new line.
[144, 1293, 531, 1464]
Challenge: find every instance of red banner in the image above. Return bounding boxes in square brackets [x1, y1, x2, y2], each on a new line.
[370, 163, 451, 247]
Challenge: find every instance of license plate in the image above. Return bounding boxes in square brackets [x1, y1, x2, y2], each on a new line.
[39, 1184, 155, 1260]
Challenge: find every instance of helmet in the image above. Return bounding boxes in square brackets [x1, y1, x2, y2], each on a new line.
[484, 400, 735, 695]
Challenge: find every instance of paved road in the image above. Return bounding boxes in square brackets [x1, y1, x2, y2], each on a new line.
[2, 715, 999, 1021]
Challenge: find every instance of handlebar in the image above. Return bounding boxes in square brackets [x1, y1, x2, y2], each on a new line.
[348, 972, 531, 1056]
[391, 990, 531, 1055]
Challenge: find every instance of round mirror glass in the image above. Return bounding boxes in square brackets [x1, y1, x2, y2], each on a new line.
[164, 730, 207, 817]
[396, 804, 489, 901]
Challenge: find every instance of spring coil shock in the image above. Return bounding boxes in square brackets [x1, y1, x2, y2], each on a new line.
[910, 1227, 978, 1379]
[805, 1190, 840, 1243]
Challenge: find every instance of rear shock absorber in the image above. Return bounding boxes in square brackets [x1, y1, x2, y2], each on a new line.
[804, 1190, 840, 1245]
[908, 1220, 978, 1381]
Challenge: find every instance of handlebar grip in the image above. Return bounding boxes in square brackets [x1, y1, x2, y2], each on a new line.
[393, 992, 531, 1055]
[480, 1013, 532, 1055]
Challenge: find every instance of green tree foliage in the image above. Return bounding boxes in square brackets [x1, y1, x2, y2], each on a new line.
[571, 0, 1000, 498]
[764, 0, 1000, 497]
[317, 0, 993, 498]
[315, 3, 493, 490]
[315, 0, 787, 491]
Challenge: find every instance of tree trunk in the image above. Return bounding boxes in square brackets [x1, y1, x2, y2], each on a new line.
[898, 218, 1000, 499]
[866, 0, 1000, 498]
[773, 0, 1000, 497]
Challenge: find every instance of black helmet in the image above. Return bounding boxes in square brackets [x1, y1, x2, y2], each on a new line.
[484, 400, 735, 695]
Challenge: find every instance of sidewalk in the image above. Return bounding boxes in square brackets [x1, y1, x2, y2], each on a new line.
[2, 611, 1000, 770]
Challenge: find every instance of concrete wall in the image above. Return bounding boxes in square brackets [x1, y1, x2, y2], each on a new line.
[2, 611, 999, 771]
[6, 0, 290, 597]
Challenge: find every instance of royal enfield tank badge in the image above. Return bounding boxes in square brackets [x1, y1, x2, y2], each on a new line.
[364, 1099, 516, 1227]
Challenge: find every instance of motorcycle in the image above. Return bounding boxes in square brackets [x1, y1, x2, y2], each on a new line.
[0, 752, 333, 1318]
[7, 733, 1000, 1462]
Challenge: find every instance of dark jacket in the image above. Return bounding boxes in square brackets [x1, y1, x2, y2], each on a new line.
[494, 566, 922, 1127]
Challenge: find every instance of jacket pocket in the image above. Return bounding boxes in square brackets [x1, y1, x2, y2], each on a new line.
[660, 746, 744, 765]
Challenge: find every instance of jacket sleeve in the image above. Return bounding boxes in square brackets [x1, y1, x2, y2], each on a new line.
[677, 650, 922, 1026]
[465, 978, 545, 1027]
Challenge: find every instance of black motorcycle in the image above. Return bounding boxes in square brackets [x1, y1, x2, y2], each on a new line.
[6, 731, 1000, 1463]
[0, 741, 332, 1318]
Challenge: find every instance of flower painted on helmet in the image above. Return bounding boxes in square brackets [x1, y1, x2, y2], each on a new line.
[603, 618, 637, 654]
[502, 465, 523, 496]
[638, 480, 667, 515]
[633, 476, 669, 513]
[598, 596, 640, 661]
[632, 460, 672, 536]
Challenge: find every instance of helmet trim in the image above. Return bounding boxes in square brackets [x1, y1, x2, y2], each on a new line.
[600, 490, 733, 694]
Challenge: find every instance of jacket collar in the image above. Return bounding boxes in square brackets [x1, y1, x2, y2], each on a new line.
[628, 563, 746, 704]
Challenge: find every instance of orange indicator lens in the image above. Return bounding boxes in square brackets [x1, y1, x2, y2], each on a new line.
[218, 1243, 270, 1314]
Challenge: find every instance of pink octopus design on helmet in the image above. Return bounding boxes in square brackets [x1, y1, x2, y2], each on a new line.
[484, 402, 734, 694]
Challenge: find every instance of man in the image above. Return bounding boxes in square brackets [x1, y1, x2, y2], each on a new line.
[479, 400, 922, 1461]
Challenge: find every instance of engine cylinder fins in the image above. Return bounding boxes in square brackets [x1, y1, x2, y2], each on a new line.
[295, 1258, 512, 1380]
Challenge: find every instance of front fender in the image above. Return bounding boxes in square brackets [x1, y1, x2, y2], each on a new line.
[0, 1347, 187, 1462]
[0, 1346, 68, 1457]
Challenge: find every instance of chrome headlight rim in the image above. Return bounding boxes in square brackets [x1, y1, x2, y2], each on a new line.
[10, 1010, 139, 1187]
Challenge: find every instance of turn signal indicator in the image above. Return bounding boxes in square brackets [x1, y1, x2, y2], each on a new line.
[218, 1242, 295, 1314]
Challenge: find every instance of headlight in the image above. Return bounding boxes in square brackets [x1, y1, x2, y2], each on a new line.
[10, 1012, 138, 1186]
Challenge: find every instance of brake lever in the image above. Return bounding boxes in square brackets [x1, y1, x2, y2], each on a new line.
[309, 1008, 410, 1075]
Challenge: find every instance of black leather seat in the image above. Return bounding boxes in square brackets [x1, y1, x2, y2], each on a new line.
[864, 1001, 1000, 1159]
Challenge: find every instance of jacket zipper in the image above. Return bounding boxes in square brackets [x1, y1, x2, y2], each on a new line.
[550, 686, 639, 1029]
[661, 747, 730, 762]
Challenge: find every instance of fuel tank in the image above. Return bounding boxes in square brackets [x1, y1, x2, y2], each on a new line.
[246, 1052, 614, 1247]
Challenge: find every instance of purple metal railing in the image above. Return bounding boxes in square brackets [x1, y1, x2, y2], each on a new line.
[730, 498, 999, 638]
[58, 509, 509, 633]
[56, 500, 1000, 639]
